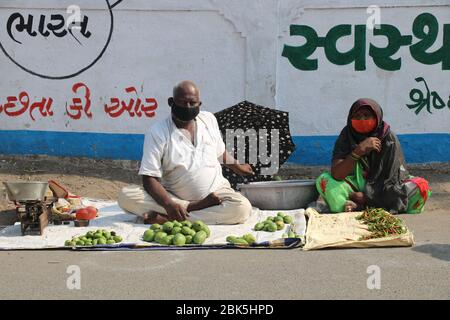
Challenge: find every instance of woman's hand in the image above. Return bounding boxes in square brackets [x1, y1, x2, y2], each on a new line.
[349, 192, 366, 207]
[354, 137, 381, 156]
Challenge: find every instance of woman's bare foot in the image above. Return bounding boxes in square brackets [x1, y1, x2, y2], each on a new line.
[187, 192, 222, 212]
[142, 211, 169, 224]
[344, 200, 358, 212]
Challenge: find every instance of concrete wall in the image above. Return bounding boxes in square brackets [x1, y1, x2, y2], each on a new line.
[0, 0, 449, 165]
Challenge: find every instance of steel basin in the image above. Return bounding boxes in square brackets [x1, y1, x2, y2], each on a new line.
[2, 181, 49, 202]
[237, 179, 319, 210]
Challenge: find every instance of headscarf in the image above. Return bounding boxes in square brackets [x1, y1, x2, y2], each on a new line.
[332, 98, 410, 212]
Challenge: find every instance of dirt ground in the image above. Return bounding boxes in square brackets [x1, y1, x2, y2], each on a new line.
[1, 155, 449, 226]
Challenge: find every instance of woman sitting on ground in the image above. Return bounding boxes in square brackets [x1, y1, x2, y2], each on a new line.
[316, 98, 431, 213]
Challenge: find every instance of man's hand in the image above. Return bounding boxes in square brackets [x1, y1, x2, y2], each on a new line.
[231, 163, 255, 176]
[164, 201, 189, 221]
[354, 137, 381, 156]
[220, 151, 255, 176]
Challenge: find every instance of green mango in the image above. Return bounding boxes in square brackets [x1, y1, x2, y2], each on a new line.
[243, 234, 256, 245]
[181, 220, 193, 228]
[173, 233, 186, 246]
[277, 212, 286, 218]
[171, 227, 182, 236]
[201, 225, 211, 237]
[288, 231, 296, 238]
[80, 236, 88, 242]
[86, 231, 95, 239]
[181, 226, 193, 236]
[98, 238, 107, 245]
[154, 232, 168, 244]
[162, 235, 174, 246]
[75, 240, 85, 246]
[192, 221, 205, 232]
[254, 223, 265, 231]
[274, 216, 284, 223]
[275, 220, 285, 230]
[266, 217, 275, 222]
[103, 231, 112, 239]
[92, 239, 99, 246]
[64, 240, 72, 247]
[267, 222, 278, 232]
[150, 224, 162, 231]
[231, 238, 249, 245]
[185, 235, 193, 244]
[113, 236, 123, 243]
[193, 230, 207, 245]
[143, 229, 155, 242]
[163, 221, 174, 233]
[283, 215, 294, 224]
[106, 239, 116, 245]
[226, 236, 237, 243]
[173, 222, 183, 228]
[94, 233, 104, 239]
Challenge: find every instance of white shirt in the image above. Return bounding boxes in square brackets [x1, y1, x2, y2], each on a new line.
[139, 111, 230, 201]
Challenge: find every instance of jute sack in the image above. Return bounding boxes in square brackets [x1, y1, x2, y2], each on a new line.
[303, 208, 414, 251]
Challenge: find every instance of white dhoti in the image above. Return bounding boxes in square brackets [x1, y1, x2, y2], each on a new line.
[118, 185, 252, 225]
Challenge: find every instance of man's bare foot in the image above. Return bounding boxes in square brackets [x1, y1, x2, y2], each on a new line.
[187, 192, 222, 212]
[344, 200, 358, 212]
[142, 212, 169, 224]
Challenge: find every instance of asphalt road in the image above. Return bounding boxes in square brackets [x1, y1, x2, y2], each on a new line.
[0, 208, 448, 300]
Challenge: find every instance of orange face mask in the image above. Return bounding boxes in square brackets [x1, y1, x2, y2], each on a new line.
[351, 119, 377, 134]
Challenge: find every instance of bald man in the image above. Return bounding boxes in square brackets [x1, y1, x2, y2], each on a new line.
[118, 81, 255, 225]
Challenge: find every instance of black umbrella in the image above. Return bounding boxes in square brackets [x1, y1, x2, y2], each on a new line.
[214, 101, 296, 189]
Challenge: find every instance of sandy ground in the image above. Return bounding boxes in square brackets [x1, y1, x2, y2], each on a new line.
[1, 156, 449, 216]
[0, 156, 449, 300]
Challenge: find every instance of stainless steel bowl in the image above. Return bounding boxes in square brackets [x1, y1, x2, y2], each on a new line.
[237, 179, 318, 210]
[2, 181, 49, 202]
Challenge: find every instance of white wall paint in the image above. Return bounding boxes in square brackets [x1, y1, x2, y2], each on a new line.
[0, 0, 449, 137]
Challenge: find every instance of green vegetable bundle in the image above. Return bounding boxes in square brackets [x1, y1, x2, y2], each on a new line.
[357, 208, 408, 240]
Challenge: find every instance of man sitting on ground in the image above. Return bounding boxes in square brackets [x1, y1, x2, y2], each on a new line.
[118, 81, 255, 224]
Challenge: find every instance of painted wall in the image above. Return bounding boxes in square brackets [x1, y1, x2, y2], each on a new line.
[0, 0, 449, 165]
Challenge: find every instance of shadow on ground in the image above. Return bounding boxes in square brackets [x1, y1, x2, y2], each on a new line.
[412, 244, 450, 262]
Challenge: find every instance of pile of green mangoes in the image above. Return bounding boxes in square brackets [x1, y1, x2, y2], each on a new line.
[143, 220, 210, 246]
[254, 212, 294, 232]
[65, 229, 123, 247]
[226, 233, 256, 245]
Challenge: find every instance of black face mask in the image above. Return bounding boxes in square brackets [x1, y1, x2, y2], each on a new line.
[170, 101, 201, 122]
